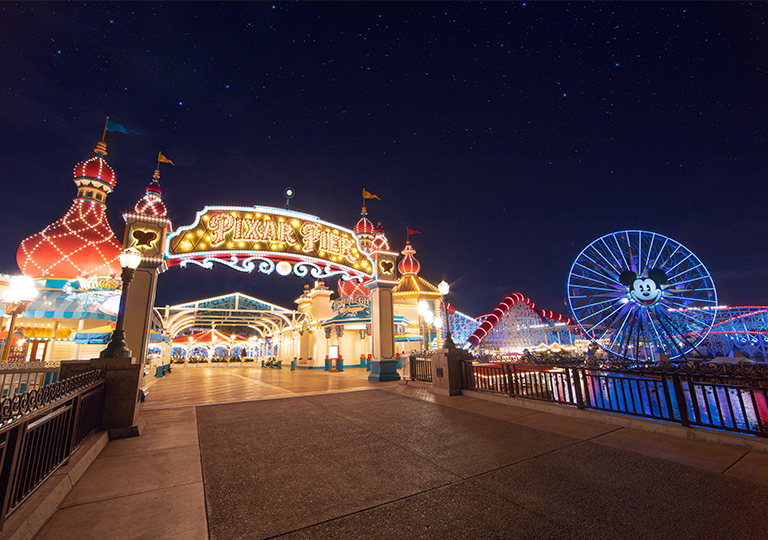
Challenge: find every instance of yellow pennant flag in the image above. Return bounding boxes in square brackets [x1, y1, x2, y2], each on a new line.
[158, 152, 175, 166]
[362, 189, 380, 200]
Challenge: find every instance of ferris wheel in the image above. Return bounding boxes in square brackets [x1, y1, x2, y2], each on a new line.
[566, 230, 718, 362]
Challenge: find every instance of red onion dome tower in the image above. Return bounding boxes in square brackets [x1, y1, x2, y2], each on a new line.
[338, 208, 379, 297]
[393, 241, 440, 299]
[353, 206, 375, 253]
[370, 222, 390, 252]
[134, 169, 167, 216]
[397, 241, 421, 276]
[16, 141, 122, 278]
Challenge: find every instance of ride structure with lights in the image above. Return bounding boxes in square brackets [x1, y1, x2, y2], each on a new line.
[566, 230, 718, 362]
[697, 306, 768, 360]
[467, 293, 576, 353]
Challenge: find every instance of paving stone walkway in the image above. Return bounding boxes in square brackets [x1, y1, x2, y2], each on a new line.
[34, 368, 768, 540]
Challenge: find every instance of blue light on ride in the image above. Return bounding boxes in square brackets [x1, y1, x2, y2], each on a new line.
[566, 230, 718, 362]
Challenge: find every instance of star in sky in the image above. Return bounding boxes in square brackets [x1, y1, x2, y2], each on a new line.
[0, 2, 766, 315]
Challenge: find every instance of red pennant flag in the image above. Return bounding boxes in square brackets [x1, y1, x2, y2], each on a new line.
[407, 228, 420, 235]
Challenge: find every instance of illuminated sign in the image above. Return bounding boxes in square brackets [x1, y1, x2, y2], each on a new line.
[165, 206, 374, 281]
[331, 294, 371, 318]
[62, 276, 122, 315]
[76, 276, 121, 291]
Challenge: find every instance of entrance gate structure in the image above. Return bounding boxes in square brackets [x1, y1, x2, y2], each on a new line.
[123, 204, 400, 381]
[159, 292, 305, 360]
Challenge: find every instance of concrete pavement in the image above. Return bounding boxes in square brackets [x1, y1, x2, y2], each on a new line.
[19, 368, 768, 539]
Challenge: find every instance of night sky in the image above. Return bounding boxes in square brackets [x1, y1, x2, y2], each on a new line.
[2, 2, 767, 318]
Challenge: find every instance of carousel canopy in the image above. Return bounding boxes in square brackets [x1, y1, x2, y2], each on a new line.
[393, 275, 440, 297]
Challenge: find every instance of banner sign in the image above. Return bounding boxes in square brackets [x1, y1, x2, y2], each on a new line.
[165, 206, 374, 281]
[331, 294, 372, 318]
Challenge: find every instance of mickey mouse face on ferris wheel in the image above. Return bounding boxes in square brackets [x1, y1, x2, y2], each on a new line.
[619, 269, 668, 307]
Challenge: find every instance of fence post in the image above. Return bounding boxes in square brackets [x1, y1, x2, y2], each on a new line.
[511, 364, 519, 396]
[569, 368, 585, 409]
[671, 373, 690, 427]
[65, 392, 83, 457]
[0, 423, 24, 529]
[430, 348, 469, 396]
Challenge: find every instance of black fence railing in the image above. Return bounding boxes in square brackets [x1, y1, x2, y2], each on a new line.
[464, 355, 768, 438]
[0, 367, 106, 530]
[0, 362, 61, 398]
[408, 352, 433, 382]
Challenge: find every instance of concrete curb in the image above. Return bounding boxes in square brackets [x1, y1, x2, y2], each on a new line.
[0, 431, 109, 540]
[398, 379, 431, 388]
[462, 389, 768, 454]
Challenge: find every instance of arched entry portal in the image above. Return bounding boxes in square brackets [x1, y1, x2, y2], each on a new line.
[122, 204, 400, 382]
[158, 292, 307, 362]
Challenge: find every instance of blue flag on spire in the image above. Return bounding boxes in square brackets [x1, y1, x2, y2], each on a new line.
[106, 120, 142, 135]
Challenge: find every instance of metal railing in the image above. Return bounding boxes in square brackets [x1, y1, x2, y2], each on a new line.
[464, 355, 768, 438]
[0, 367, 105, 530]
[0, 362, 60, 399]
[408, 352, 433, 382]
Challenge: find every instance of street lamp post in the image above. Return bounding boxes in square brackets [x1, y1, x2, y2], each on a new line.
[100, 247, 142, 358]
[1, 276, 38, 363]
[438, 280, 455, 349]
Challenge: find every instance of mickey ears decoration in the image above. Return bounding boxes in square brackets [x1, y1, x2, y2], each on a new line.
[132, 229, 157, 247]
[619, 268, 669, 286]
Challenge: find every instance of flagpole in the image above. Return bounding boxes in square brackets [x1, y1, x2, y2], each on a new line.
[157, 152, 160, 170]
[101, 116, 109, 142]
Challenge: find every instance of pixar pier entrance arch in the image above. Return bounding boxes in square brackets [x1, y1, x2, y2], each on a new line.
[125, 204, 401, 381]
[164, 206, 375, 282]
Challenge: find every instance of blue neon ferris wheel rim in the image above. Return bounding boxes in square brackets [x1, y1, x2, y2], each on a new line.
[566, 230, 718, 361]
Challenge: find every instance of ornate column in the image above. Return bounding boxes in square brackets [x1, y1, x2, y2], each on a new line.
[79, 210, 171, 439]
[367, 248, 400, 382]
[122, 212, 172, 368]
